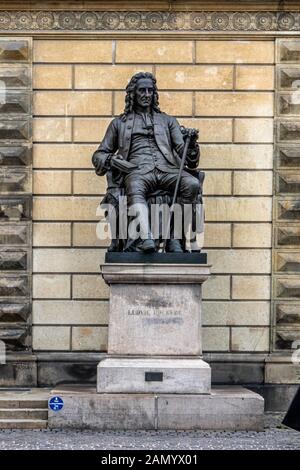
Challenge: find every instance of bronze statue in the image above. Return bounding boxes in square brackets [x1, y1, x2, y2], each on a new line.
[92, 72, 204, 253]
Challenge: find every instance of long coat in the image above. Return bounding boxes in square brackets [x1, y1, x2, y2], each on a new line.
[92, 111, 199, 176]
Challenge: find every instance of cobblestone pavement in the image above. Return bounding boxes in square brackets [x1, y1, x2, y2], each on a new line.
[0, 415, 299, 450]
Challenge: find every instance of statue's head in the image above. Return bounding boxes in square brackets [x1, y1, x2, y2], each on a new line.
[123, 72, 160, 117]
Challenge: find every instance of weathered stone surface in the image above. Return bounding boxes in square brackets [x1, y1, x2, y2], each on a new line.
[0, 223, 30, 246]
[196, 92, 273, 117]
[0, 197, 31, 221]
[33, 171, 72, 195]
[277, 120, 300, 143]
[203, 224, 232, 248]
[275, 251, 300, 273]
[211, 362, 264, 385]
[202, 301, 270, 326]
[0, 146, 31, 167]
[233, 171, 273, 195]
[0, 65, 30, 88]
[73, 171, 107, 195]
[207, 250, 271, 274]
[252, 384, 300, 411]
[0, 91, 30, 116]
[276, 302, 300, 325]
[115, 91, 193, 116]
[116, 40, 193, 63]
[74, 65, 152, 89]
[33, 144, 95, 169]
[37, 361, 97, 387]
[33, 65, 72, 89]
[34, 40, 112, 63]
[196, 40, 274, 64]
[156, 65, 233, 89]
[157, 387, 264, 430]
[179, 118, 232, 143]
[73, 118, 112, 143]
[33, 118, 72, 142]
[234, 118, 274, 143]
[276, 198, 300, 221]
[48, 389, 155, 430]
[232, 275, 271, 299]
[201, 144, 273, 169]
[33, 197, 100, 221]
[0, 249, 28, 272]
[0, 387, 49, 407]
[0, 169, 31, 194]
[0, 120, 30, 142]
[275, 276, 300, 299]
[202, 275, 231, 300]
[33, 248, 105, 272]
[277, 66, 300, 90]
[34, 91, 112, 116]
[72, 275, 109, 299]
[0, 360, 37, 387]
[275, 328, 300, 349]
[276, 171, 300, 194]
[48, 386, 264, 431]
[203, 171, 232, 195]
[202, 327, 230, 352]
[72, 326, 108, 351]
[102, 263, 210, 285]
[276, 145, 300, 168]
[231, 327, 270, 352]
[205, 198, 272, 222]
[233, 223, 272, 248]
[33, 326, 70, 351]
[72, 223, 110, 247]
[33, 223, 71, 247]
[0, 409, 47, 420]
[97, 358, 211, 394]
[0, 275, 29, 298]
[235, 66, 274, 90]
[265, 362, 300, 384]
[33, 275, 71, 299]
[33, 300, 108, 325]
[107, 283, 202, 356]
[0, 326, 31, 351]
[0, 301, 30, 323]
[278, 92, 300, 116]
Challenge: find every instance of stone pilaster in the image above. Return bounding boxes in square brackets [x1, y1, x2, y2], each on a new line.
[0, 38, 35, 385]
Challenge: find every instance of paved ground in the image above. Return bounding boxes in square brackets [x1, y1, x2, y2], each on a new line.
[0, 415, 299, 450]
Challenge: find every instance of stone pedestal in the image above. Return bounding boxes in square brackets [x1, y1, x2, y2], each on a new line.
[59, 257, 266, 431]
[97, 262, 211, 394]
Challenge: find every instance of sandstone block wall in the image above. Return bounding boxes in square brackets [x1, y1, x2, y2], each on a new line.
[32, 39, 274, 354]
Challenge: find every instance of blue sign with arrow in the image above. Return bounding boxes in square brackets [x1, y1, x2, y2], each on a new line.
[49, 396, 64, 411]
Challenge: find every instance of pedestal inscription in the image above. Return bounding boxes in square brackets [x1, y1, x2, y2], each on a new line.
[108, 284, 201, 356]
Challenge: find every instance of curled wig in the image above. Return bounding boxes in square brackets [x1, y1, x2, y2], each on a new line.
[121, 72, 160, 120]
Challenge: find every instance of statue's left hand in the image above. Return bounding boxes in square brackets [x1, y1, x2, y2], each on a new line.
[188, 128, 199, 141]
[180, 126, 199, 141]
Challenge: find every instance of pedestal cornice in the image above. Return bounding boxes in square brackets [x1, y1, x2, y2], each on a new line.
[101, 263, 211, 284]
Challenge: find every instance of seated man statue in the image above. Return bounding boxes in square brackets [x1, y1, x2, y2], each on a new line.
[92, 72, 203, 253]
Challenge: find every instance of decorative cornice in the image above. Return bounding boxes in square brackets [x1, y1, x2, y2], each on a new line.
[1, 2, 300, 12]
[0, 10, 300, 32]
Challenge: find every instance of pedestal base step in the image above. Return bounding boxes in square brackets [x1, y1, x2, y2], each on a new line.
[97, 358, 211, 394]
[48, 385, 264, 431]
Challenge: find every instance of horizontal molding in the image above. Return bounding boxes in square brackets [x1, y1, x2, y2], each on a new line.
[0, 10, 300, 33]
[2, 1, 300, 12]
